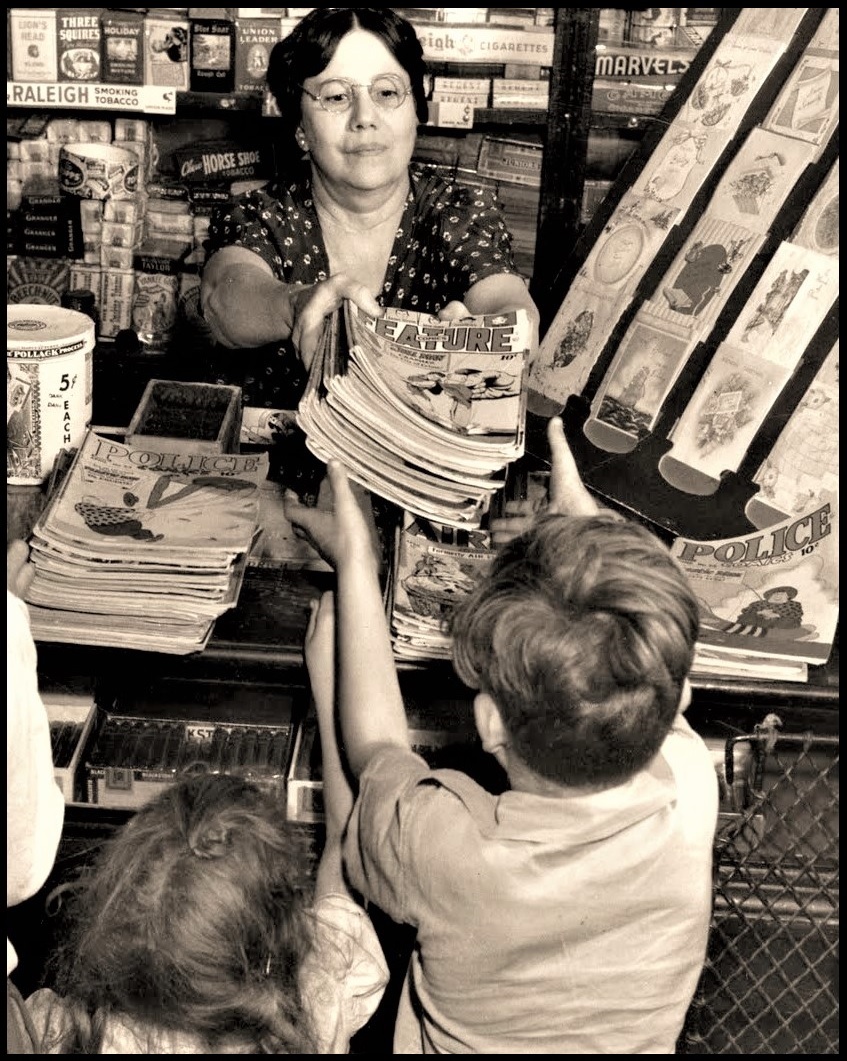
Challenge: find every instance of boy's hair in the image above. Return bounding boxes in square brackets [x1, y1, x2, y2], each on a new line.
[43, 774, 318, 1054]
[449, 512, 700, 788]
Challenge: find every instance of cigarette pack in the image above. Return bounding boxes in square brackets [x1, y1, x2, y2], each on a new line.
[101, 9, 144, 85]
[56, 8, 103, 83]
[10, 8, 58, 83]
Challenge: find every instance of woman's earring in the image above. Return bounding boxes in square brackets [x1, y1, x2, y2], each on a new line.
[296, 132, 309, 152]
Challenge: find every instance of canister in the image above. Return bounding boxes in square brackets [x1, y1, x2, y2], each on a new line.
[7, 304, 94, 484]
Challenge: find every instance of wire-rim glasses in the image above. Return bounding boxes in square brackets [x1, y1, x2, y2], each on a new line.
[300, 73, 412, 113]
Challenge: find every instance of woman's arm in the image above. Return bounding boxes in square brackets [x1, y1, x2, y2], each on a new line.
[201, 246, 297, 349]
[201, 248, 381, 368]
[441, 272, 541, 358]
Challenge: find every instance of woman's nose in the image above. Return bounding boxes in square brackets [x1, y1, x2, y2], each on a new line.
[348, 84, 379, 128]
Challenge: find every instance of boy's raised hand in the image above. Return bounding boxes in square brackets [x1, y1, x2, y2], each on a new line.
[545, 416, 599, 517]
[304, 590, 335, 716]
[283, 460, 380, 575]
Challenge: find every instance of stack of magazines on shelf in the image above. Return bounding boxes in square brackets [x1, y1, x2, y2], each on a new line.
[387, 512, 494, 661]
[25, 428, 267, 654]
[672, 501, 839, 684]
[296, 300, 531, 529]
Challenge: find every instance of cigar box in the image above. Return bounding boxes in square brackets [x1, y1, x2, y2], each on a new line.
[84, 679, 298, 810]
[127, 379, 242, 454]
[42, 674, 98, 804]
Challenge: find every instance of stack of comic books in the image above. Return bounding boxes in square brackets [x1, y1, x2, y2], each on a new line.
[671, 501, 839, 681]
[387, 512, 494, 660]
[24, 428, 267, 654]
[296, 301, 531, 529]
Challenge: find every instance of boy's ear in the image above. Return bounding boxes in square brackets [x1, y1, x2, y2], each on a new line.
[473, 692, 509, 756]
[678, 678, 692, 715]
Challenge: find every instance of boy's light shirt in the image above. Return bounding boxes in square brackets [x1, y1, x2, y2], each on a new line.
[344, 713, 718, 1054]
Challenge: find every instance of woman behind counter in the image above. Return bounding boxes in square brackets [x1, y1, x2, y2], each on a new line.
[201, 7, 539, 410]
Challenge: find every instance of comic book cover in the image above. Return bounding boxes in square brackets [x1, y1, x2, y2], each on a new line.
[672, 501, 838, 665]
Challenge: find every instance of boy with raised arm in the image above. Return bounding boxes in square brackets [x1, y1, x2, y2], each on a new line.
[284, 417, 718, 1054]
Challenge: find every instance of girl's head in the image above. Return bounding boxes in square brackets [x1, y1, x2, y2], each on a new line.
[46, 774, 317, 1053]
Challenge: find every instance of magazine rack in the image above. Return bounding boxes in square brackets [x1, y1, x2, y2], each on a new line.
[528, 8, 838, 543]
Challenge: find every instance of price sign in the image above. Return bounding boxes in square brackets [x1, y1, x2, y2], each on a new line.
[428, 100, 475, 129]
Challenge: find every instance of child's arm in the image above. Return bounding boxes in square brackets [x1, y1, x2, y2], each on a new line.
[285, 464, 410, 780]
[489, 417, 600, 545]
[304, 591, 354, 898]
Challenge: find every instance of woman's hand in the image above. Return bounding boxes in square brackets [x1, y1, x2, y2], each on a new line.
[284, 461, 380, 576]
[289, 275, 381, 370]
[7, 540, 34, 598]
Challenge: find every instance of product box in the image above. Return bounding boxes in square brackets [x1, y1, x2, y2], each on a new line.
[10, 8, 58, 83]
[84, 681, 298, 810]
[144, 11, 190, 89]
[42, 674, 98, 804]
[6, 255, 70, 305]
[189, 16, 235, 92]
[101, 9, 145, 85]
[233, 17, 279, 95]
[56, 8, 103, 83]
[99, 267, 135, 337]
[127, 378, 242, 452]
[17, 190, 84, 259]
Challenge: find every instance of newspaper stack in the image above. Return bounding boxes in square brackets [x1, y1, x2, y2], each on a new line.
[388, 512, 494, 661]
[297, 301, 532, 529]
[25, 429, 267, 654]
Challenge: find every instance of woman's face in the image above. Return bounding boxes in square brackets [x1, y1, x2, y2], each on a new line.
[298, 28, 419, 196]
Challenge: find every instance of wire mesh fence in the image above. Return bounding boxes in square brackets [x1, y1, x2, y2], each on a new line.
[681, 719, 838, 1054]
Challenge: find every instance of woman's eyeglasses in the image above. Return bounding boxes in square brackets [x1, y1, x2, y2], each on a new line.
[301, 73, 411, 113]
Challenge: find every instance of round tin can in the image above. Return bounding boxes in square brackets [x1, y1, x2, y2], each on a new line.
[7, 304, 95, 485]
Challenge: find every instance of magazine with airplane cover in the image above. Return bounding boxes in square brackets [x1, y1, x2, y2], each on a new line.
[672, 500, 838, 665]
[297, 302, 529, 528]
[345, 301, 530, 437]
[32, 428, 267, 562]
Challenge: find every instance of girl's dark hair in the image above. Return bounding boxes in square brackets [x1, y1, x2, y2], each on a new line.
[42, 774, 318, 1054]
[267, 7, 429, 144]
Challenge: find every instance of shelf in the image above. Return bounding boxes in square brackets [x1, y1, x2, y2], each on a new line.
[7, 81, 177, 115]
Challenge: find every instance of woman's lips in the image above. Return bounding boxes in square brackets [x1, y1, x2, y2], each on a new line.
[347, 144, 387, 155]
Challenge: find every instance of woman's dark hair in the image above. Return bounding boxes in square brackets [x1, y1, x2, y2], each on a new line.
[267, 7, 429, 144]
[41, 774, 318, 1054]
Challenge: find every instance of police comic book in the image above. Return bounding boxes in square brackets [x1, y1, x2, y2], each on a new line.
[672, 501, 838, 666]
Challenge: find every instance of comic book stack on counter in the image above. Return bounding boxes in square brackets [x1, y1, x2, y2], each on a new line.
[25, 428, 267, 654]
[296, 301, 532, 529]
